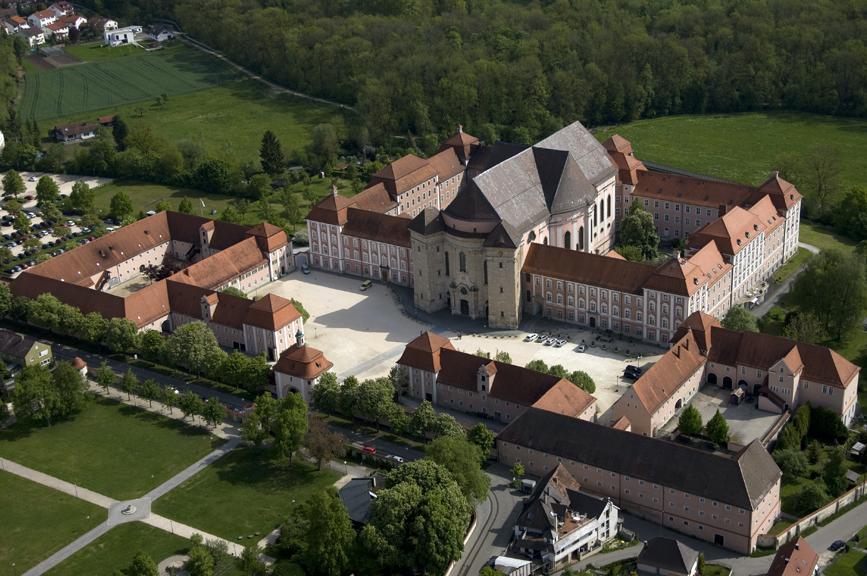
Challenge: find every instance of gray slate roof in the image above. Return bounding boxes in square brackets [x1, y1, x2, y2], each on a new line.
[497, 408, 780, 510]
[339, 477, 376, 524]
[0, 329, 41, 361]
[638, 538, 699, 574]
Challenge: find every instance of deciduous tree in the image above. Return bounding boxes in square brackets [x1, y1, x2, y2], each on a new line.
[426, 435, 490, 503]
[110, 191, 134, 222]
[467, 422, 494, 461]
[120, 369, 139, 400]
[305, 414, 345, 470]
[35, 176, 60, 207]
[793, 250, 867, 340]
[618, 203, 659, 260]
[124, 551, 158, 576]
[2, 169, 24, 197]
[165, 322, 226, 375]
[721, 306, 758, 332]
[202, 397, 227, 428]
[178, 390, 204, 421]
[300, 491, 355, 576]
[784, 311, 825, 344]
[12, 364, 59, 426]
[570, 370, 596, 393]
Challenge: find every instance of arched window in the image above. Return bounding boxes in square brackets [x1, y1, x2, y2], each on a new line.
[459, 252, 466, 272]
[578, 227, 584, 250]
[564, 231, 571, 250]
[528, 231, 536, 243]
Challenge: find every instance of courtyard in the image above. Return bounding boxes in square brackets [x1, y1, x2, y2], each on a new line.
[657, 384, 783, 445]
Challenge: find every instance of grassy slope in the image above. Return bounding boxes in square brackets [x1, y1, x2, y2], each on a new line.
[92, 181, 234, 215]
[0, 470, 103, 575]
[153, 447, 339, 542]
[46, 522, 190, 576]
[0, 399, 219, 500]
[595, 112, 867, 189]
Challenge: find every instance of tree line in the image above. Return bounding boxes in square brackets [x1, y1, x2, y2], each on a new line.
[82, 0, 867, 148]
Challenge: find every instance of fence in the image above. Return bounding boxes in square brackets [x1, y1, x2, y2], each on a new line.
[757, 480, 867, 548]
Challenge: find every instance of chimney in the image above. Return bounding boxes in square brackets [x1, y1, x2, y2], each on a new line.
[794, 542, 799, 550]
[458, 124, 463, 133]
[331, 183, 338, 197]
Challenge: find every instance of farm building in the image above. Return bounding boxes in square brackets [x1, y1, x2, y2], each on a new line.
[53, 121, 99, 142]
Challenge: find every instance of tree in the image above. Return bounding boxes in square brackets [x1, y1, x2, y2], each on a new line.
[124, 551, 158, 576]
[178, 197, 194, 214]
[511, 462, 525, 480]
[94, 360, 115, 394]
[52, 361, 88, 418]
[283, 191, 302, 228]
[618, 203, 659, 260]
[178, 391, 204, 421]
[362, 460, 470, 575]
[678, 405, 702, 436]
[309, 123, 339, 169]
[784, 311, 825, 344]
[776, 424, 803, 451]
[260, 130, 285, 175]
[721, 305, 758, 332]
[524, 359, 549, 374]
[120, 369, 139, 400]
[236, 547, 268, 576]
[311, 372, 340, 411]
[3, 169, 24, 197]
[809, 406, 849, 444]
[569, 370, 596, 393]
[305, 414, 345, 470]
[836, 187, 867, 240]
[705, 410, 730, 445]
[140, 379, 160, 408]
[220, 286, 248, 299]
[494, 350, 511, 363]
[12, 364, 59, 426]
[792, 250, 867, 339]
[823, 447, 848, 496]
[408, 399, 437, 437]
[110, 191, 134, 222]
[272, 393, 308, 462]
[467, 422, 494, 461]
[13, 211, 29, 236]
[795, 480, 829, 516]
[426, 435, 490, 503]
[617, 244, 645, 262]
[300, 491, 355, 576]
[773, 448, 809, 480]
[68, 181, 95, 213]
[165, 322, 226, 375]
[202, 397, 227, 428]
[112, 116, 129, 150]
[353, 377, 395, 425]
[186, 537, 215, 576]
[162, 387, 177, 414]
[35, 176, 60, 207]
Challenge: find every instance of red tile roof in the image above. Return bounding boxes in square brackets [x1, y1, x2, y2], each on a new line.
[688, 205, 764, 255]
[767, 538, 817, 576]
[632, 169, 754, 209]
[169, 237, 266, 289]
[342, 208, 411, 248]
[631, 332, 707, 413]
[396, 331, 455, 373]
[524, 244, 657, 295]
[244, 293, 300, 330]
[274, 344, 333, 380]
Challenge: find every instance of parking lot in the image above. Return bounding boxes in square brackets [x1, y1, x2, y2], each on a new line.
[658, 384, 782, 445]
[454, 330, 664, 415]
[249, 270, 434, 380]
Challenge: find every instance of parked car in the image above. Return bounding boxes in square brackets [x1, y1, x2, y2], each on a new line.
[360, 280, 373, 291]
[534, 334, 548, 342]
[575, 344, 586, 352]
[544, 337, 555, 346]
[301, 262, 310, 275]
[554, 339, 566, 348]
[829, 540, 847, 552]
[624, 364, 642, 376]
[524, 333, 538, 342]
[28, 175, 36, 182]
[386, 454, 405, 464]
[361, 444, 376, 455]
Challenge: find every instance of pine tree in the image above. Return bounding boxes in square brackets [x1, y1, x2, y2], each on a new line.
[259, 130, 285, 175]
[705, 410, 730, 445]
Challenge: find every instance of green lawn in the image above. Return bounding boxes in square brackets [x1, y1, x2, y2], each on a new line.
[595, 112, 867, 189]
[0, 399, 220, 500]
[46, 522, 189, 576]
[0, 471, 103, 576]
[772, 247, 811, 284]
[92, 181, 235, 216]
[153, 447, 339, 542]
[824, 548, 867, 576]
[799, 222, 858, 256]
[62, 42, 141, 63]
[21, 45, 238, 122]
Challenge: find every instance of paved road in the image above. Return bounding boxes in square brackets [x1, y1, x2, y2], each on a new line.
[453, 464, 524, 576]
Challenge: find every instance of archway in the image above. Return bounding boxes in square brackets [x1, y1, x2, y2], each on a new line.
[738, 379, 748, 389]
[564, 231, 572, 250]
[675, 398, 683, 410]
[707, 373, 718, 386]
[460, 300, 470, 316]
[723, 376, 733, 390]
[589, 317, 596, 328]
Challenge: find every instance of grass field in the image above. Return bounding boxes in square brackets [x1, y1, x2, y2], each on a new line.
[799, 222, 858, 256]
[21, 45, 238, 122]
[153, 447, 339, 542]
[0, 399, 220, 500]
[92, 181, 235, 215]
[824, 547, 867, 576]
[62, 42, 140, 63]
[46, 522, 189, 576]
[0, 471, 103, 576]
[595, 112, 867, 189]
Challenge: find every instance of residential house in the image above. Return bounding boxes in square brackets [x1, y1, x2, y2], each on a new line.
[53, 121, 99, 142]
[636, 538, 699, 576]
[147, 24, 175, 42]
[511, 464, 620, 567]
[3, 15, 29, 34]
[43, 19, 68, 40]
[496, 407, 782, 553]
[767, 538, 818, 576]
[27, 8, 56, 29]
[19, 26, 43, 47]
[104, 25, 140, 46]
[273, 331, 333, 402]
[49, 2, 74, 17]
[396, 331, 597, 424]
[0, 328, 53, 367]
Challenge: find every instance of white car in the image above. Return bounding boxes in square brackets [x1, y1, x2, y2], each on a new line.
[524, 333, 538, 342]
[575, 344, 586, 352]
[535, 334, 548, 342]
[554, 339, 566, 348]
[544, 337, 556, 346]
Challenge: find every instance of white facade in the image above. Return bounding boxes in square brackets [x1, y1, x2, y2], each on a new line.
[105, 26, 141, 47]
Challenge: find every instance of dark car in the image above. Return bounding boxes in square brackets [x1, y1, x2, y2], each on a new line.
[829, 540, 847, 552]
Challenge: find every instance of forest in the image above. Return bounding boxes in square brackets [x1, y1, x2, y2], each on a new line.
[78, 0, 867, 147]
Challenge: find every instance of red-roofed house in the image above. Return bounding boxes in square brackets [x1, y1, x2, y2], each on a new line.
[273, 331, 333, 401]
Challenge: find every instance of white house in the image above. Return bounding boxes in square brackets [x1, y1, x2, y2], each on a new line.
[104, 25, 141, 47]
[273, 332, 333, 402]
[27, 8, 57, 29]
[511, 464, 620, 567]
[21, 28, 45, 47]
[3, 15, 30, 34]
[49, 2, 74, 17]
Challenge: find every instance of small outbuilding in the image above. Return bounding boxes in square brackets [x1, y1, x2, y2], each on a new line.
[637, 538, 699, 576]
